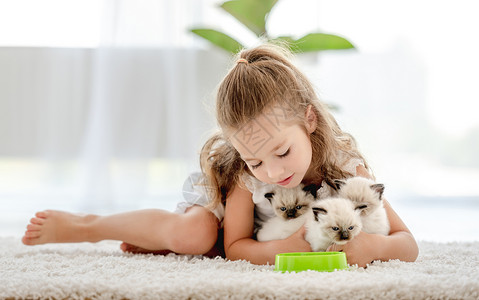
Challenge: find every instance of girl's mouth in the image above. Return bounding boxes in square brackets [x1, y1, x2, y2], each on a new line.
[277, 174, 293, 186]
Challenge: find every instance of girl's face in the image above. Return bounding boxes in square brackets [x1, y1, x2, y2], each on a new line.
[230, 105, 317, 188]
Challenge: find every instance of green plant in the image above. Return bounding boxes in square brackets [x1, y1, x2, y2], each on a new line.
[190, 0, 355, 54]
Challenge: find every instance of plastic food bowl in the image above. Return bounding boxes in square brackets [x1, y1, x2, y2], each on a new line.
[274, 252, 348, 272]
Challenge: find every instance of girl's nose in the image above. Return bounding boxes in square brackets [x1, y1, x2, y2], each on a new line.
[266, 163, 284, 181]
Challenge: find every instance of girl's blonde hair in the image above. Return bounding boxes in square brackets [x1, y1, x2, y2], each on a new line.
[200, 43, 371, 208]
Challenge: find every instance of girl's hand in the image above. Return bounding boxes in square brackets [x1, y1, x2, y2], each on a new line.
[326, 231, 382, 268]
[283, 226, 312, 253]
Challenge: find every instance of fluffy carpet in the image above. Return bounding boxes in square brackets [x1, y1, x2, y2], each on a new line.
[1, 237, 478, 300]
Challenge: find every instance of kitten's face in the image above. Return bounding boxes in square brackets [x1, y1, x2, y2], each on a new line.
[265, 185, 316, 220]
[312, 198, 362, 245]
[336, 177, 385, 216]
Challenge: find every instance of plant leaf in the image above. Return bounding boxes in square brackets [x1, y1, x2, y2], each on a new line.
[191, 29, 244, 54]
[291, 33, 355, 53]
[221, 0, 278, 37]
[269, 36, 299, 51]
[270, 35, 294, 44]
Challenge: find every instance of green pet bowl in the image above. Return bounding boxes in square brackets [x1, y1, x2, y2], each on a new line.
[274, 252, 348, 273]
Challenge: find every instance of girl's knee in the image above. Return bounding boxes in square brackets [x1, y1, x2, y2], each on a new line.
[169, 206, 220, 255]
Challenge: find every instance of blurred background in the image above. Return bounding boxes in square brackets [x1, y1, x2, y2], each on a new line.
[1, 0, 478, 242]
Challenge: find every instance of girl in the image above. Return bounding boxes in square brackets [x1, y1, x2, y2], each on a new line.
[22, 44, 419, 267]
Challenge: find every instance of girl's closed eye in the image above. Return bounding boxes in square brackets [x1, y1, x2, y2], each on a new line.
[251, 162, 262, 170]
[278, 148, 290, 158]
[250, 148, 290, 169]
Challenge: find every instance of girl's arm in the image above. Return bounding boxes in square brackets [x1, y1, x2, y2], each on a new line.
[327, 165, 419, 267]
[223, 183, 311, 265]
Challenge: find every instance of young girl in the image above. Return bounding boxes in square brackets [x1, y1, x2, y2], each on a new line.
[22, 44, 419, 267]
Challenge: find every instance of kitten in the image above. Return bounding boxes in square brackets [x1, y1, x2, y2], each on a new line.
[335, 177, 390, 236]
[305, 197, 363, 252]
[256, 184, 320, 242]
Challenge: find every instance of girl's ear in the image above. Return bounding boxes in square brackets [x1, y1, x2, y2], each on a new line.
[305, 105, 317, 133]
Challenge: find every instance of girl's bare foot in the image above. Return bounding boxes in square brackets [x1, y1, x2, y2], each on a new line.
[22, 210, 97, 245]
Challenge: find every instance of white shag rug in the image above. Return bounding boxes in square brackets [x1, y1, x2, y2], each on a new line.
[1, 237, 478, 300]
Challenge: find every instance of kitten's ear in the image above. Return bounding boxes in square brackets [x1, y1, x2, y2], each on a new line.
[302, 183, 322, 199]
[312, 207, 327, 221]
[326, 179, 345, 191]
[354, 204, 368, 216]
[264, 192, 275, 202]
[355, 204, 368, 210]
[370, 184, 385, 200]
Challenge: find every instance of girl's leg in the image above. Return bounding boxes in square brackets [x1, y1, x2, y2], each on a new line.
[22, 205, 220, 255]
[120, 228, 225, 257]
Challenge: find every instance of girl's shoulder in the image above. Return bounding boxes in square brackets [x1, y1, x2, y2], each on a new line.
[335, 151, 365, 176]
[240, 173, 276, 204]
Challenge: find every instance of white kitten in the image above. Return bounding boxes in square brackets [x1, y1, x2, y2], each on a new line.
[305, 197, 363, 252]
[335, 177, 390, 236]
[256, 184, 320, 242]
